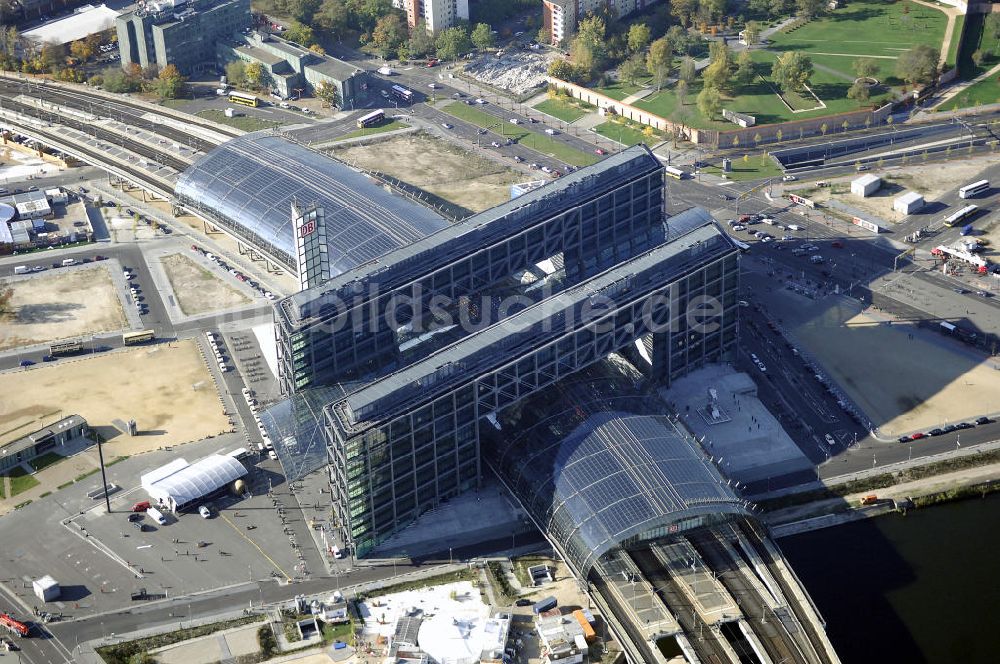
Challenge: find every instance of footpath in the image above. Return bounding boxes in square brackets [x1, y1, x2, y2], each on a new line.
[765, 458, 1000, 537]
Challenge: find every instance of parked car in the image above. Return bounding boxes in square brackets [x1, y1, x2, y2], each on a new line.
[928, 428, 945, 436]
[975, 416, 993, 425]
[910, 432, 927, 440]
[897, 436, 911, 443]
[824, 433, 836, 446]
[19, 359, 35, 367]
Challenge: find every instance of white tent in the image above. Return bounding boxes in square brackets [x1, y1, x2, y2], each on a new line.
[141, 455, 247, 512]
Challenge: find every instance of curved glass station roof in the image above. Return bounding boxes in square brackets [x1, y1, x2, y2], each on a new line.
[488, 366, 746, 576]
[174, 134, 448, 273]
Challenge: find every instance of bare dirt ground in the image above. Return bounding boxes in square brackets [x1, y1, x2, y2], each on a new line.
[791, 298, 1000, 435]
[330, 133, 522, 213]
[161, 252, 251, 316]
[0, 340, 230, 455]
[0, 265, 126, 351]
[798, 157, 994, 223]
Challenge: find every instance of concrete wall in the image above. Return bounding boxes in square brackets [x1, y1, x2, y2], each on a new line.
[548, 77, 895, 147]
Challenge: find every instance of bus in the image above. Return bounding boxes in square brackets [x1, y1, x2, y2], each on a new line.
[664, 166, 686, 180]
[958, 180, 989, 199]
[390, 85, 413, 103]
[49, 339, 83, 355]
[942, 205, 978, 227]
[122, 329, 155, 345]
[356, 109, 385, 129]
[228, 91, 259, 107]
[731, 238, 751, 253]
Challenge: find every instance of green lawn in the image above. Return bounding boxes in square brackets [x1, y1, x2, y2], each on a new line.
[28, 452, 65, 472]
[636, 51, 886, 130]
[336, 119, 408, 141]
[768, 0, 949, 82]
[442, 102, 599, 167]
[947, 14, 966, 70]
[702, 156, 784, 182]
[534, 97, 591, 123]
[943, 75, 1000, 111]
[197, 109, 284, 132]
[590, 80, 645, 101]
[593, 121, 655, 147]
[958, 13, 1000, 81]
[5, 468, 39, 498]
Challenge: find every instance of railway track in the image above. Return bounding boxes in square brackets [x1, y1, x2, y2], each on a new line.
[0, 78, 237, 154]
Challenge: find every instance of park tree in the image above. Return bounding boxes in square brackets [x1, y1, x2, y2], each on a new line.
[703, 0, 728, 23]
[537, 27, 551, 44]
[371, 13, 407, 58]
[742, 20, 761, 46]
[748, 0, 772, 15]
[153, 63, 185, 99]
[0, 26, 19, 61]
[676, 79, 689, 106]
[435, 26, 471, 62]
[847, 79, 870, 105]
[346, 0, 394, 34]
[409, 20, 435, 57]
[619, 53, 645, 86]
[225, 60, 246, 87]
[244, 61, 265, 90]
[70, 39, 95, 63]
[471, 22, 494, 51]
[795, 0, 824, 18]
[702, 42, 732, 90]
[290, 0, 322, 23]
[735, 49, 755, 84]
[895, 44, 939, 85]
[647, 37, 673, 91]
[986, 13, 1000, 44]
[310, 44, 326, 55]
[284, 21, 317, 48]
[679, 56, 697, 84]
[627, 22, 651, 54]
[573, 14, 606, 72]
[315, 0, 349, 39]
[771, 51, 813, 92]
[548, 58, 575, 81]
[316, 80, 342, 108]
[853, 57, 878, 80]
[697, 85, 722, 119]
[40, 41, 66, 72]
[670, 0, 698, 27]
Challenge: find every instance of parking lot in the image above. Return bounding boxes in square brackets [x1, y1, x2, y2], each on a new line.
[0, 435, 323, 615]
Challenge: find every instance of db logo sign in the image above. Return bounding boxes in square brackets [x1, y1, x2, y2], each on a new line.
[300, 219, 316, 237]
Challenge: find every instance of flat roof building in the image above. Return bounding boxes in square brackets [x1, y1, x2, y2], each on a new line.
[394, 0, 469, 34]
[851, 173, 881, 197]
[894, 191, 925, 214]
[255, 145, 740, 557]
[0, 415, 88, 474]
[116, 0, 252, 75]
[217, 32, 369, 107]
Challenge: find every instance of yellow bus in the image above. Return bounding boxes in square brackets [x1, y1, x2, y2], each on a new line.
[122, 329, 155, 345]
[228, 91, 259, 107]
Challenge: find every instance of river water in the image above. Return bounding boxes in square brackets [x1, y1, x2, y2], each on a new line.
[780, 493, 1000, 664]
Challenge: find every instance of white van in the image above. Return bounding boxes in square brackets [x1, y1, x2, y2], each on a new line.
[544, 128, 557, 135]
[332, 545, 343, 559]
[13, 265, 29, 275]
[61, 258, 77, 267]
[147, 506, 167, 525]
[787, 224, 803, 231]
[279, 102, 290, 109]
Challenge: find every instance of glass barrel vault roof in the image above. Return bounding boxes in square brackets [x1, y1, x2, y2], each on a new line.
[492, 411, 745, 576]
[174, 133, 448, 274]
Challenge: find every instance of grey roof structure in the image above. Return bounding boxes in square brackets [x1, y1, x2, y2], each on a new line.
[281, 145, 662, 326]
[174, 134, 449, 273]
[259, 384, 352, 481]
[493, 410, 745, 576]
[339, 220, 733, 427]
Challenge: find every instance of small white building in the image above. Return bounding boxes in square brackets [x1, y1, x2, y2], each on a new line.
[851, 174, 881, 197]
[894, 191, 925, 214]
[45, 188, 68, 204]
[32, 575, 60, 602]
